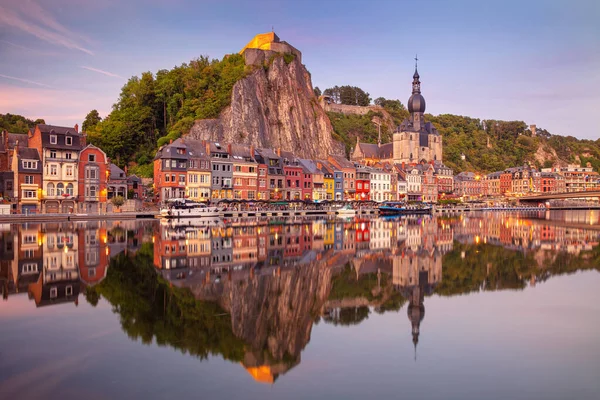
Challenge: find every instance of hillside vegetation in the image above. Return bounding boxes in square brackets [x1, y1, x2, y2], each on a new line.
[327, 101, 600, 173]
[84, 54, 250, 176]
[0, 113, 44, 134]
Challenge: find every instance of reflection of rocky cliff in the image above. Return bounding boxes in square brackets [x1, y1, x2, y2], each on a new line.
[189, 263, 333, 380]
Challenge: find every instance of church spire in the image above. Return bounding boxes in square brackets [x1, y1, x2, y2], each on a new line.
[412, 54, 421, 94]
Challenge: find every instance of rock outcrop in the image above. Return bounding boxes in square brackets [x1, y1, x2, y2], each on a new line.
[187, 55, 345, 159]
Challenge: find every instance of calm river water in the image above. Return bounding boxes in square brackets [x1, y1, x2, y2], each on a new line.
[1, 210, 599, 399]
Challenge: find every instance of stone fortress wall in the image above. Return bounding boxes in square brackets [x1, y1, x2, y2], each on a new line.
[319, 98, 385, 116]
[240, 32, 302, 66]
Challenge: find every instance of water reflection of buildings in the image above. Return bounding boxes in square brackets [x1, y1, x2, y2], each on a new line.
[0, 221, 152, 305]
[2, 214, 599, 384]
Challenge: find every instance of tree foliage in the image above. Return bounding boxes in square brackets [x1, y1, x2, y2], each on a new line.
[324, 85, 371, 106]
[82, 109, 102, 132]
[86, 54, 249, 172]
[0, 113, 44, 133]
[111, 195, 125, 208]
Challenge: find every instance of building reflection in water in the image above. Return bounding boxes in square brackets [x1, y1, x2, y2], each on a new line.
[1, 212, 599, 384]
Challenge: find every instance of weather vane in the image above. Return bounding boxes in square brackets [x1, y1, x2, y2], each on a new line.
[415, 54, 418, 69]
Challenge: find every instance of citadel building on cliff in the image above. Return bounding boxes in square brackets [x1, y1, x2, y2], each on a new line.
[351, 65, 443, 165]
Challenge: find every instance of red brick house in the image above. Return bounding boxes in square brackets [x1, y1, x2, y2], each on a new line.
[78, 144, 109, 213]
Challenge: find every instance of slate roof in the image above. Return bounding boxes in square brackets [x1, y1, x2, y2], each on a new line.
[17, 147, 42, 173]
[328, 155, 355, 169]
[154, 139, 190, 160]
[109, 163, 126, 180]
[37, 124, 79, 135]
[180, 138, 208, 160]
[357, 143, 379, 158]
[297, 159, 323, 175]
[229, 143, 255, 161]
[7, 133, 28, 149]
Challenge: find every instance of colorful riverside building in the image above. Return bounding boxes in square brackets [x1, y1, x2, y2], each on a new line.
[355, 165, 371, 201]
[185, 139, 212, 201]
[77, 145, 109, 213]
[299, 162, 312, 200]
[11, 144, 42, 214]
[28, 124, 85, 213]
[230, 144, 258, 200]
[328, 155, 355, 200]
[298, 159, 326, 201]
[320, 162, 335, 200]
[330, 163, 344, 201]
[153, 139, 188, 202]
[281, 150, 303, 201]
[257, 163, 269, 200]
[255, 148, 284, 200]
[208, 142, 233, 200]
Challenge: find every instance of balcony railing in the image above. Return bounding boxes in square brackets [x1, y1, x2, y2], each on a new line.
[45, 157, 77, 163]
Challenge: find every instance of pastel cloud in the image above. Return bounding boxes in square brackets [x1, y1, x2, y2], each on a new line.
[0, 74, 53, 88]
[0, 85, 112, 126]
[0, 0, 93, 55]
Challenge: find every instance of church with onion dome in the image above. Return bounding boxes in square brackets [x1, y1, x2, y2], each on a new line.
[351, 61, 443, 165]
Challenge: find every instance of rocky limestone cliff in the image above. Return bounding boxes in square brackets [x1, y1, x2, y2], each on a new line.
[187, 55, 345, 159]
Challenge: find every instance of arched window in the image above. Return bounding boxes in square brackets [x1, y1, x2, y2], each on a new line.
[410, 153, 413, 160]
[66, 183, 74, 195]
[47, 183, 55, 196]
[56, 183, 64, 195]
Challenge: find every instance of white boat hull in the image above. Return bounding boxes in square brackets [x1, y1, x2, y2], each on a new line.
[337, 209, 356, 216]
[160, 207, 221, 218]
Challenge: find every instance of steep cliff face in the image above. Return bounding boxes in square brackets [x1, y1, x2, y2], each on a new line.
[187, 55, 345, 159]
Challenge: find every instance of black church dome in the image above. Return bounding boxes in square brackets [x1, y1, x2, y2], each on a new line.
[408, 93, 426, 113]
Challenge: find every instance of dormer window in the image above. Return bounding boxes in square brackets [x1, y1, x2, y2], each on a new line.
[66, 136, 73, 145]
[22, 160, 38, 169]
[50, 135, 57, 144]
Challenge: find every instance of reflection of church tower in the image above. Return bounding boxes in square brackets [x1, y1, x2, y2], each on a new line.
[407, 273, 426, 359]
[393, 247, 442, 359]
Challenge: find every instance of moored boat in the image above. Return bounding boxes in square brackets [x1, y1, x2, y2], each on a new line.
[378, 202, 432, 215]
[336, 204, 356, 216]
[160, 199, 222, 218]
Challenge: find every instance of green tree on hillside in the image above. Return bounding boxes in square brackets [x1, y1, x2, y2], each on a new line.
[82, 109, 102, 132]
[0, 113, 44, 133]
[324, 85, 371, 106]
[86, 53, 249, 172]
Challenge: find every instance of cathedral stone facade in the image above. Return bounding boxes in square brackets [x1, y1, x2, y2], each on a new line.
[352, 66, 442, 165]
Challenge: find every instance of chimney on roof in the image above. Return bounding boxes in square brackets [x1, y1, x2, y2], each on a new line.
[205, 142, 210, 155]
[276, 148, 281, 157]
[169, 139, 173, 144]
[402, 162, 405, 170]
[74, 124, 79, 133]
[250, 145, 255, 159]
[316, 162, 322, 169]
[228, 143, 232, 154]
